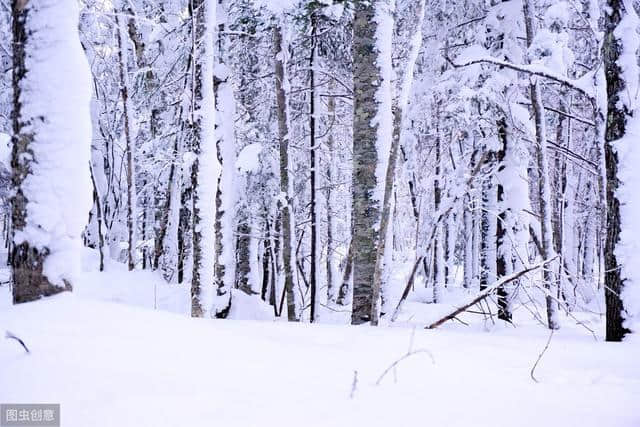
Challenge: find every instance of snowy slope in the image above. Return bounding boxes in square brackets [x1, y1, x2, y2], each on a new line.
[0, 290, 638, 427]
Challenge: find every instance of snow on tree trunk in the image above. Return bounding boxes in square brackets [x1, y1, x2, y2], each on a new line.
[371, 0, 425, 322]
[212, 59, 237, 317]
[11, 0, 92, 303]
[603, 0, 639, 340]
[190, 0, 219, 318]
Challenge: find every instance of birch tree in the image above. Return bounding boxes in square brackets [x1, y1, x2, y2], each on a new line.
[274, 21, 299, 322]
[523, 0, 559, 330]
[190, 0, 219, 318]
[351, 0, 393, 325]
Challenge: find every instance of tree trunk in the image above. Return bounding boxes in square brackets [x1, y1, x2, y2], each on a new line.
[463, 193, 473, 289]
[432, 129, 444, 301]
[523, 0, 559, 330]
[479, 167, 497, 292]
[602, 0, 634, 341]
[235, 212, 252, 295]
[325, 82, 336, 303]
[212, 9, 237, 316]
[351, 0, 392, 325]
[309, 13, 319, 322]
[336, 240, 353, 306]
[153, 138, 178, 272]
[273, 23, 298, 321]
[369, 0, 424, 324]
[496, 118, 511, 321]
[115, 10, 137, 272]
[189, 0, 218, 318]
[11, 0, 92, 303]
[89, 163, 106, 272]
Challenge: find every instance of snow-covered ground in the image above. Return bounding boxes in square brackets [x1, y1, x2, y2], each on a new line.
[1, 251, 639, 427]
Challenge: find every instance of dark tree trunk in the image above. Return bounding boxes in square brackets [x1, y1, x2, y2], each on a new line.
[350, 0, 384, 325]
[89, 164, 106, 272]
[495, 118, 511, 322]
[603, 0, 632, 342]
[235, 215, 252, 295]
[432, 129, 443, 301]
[336, 241, 353, 306]
[309, 12, 318, 322]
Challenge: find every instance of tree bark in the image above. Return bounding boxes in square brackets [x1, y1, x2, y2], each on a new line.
[602, 0, 633, 341]
[309, 12, 319, 322]
[189, 0, 218, 318]
[496, 118, 512, 322]
[273, 23, 298, 321]
[351, 0, 390, 325]
[115, 10, 137, 272]
[523, 0, 559, 330]
[11, 0, 91, 303]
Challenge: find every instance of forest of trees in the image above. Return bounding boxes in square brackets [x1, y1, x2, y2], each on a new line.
[1, 0, 638, 342]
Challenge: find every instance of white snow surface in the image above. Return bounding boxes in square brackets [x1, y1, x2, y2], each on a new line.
[14, 0, 93, 286]
[0, 249, 639, 427]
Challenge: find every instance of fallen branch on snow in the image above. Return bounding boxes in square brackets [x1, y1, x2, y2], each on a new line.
[425, 257, 558, 329]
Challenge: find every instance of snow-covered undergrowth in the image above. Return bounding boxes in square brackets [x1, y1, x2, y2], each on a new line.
[0, 251, 638, 427]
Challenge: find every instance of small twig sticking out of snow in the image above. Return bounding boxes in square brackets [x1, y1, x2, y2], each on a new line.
[5, 331, 30, 354]
[376, 328, 435, 386]
[530, 330, 554, 383]
[349, 370, 358, 399]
